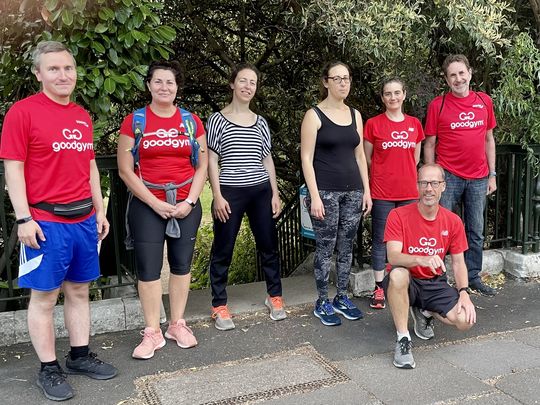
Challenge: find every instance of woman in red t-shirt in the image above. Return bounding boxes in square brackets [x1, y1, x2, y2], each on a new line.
[117, 61, 208, 360]
[363, 77, 424, 310]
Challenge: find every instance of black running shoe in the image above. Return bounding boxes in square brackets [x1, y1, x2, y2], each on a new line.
[37, 364, 74, 401]
[65, 352, 117, 380]
[470, 280, 496, 297]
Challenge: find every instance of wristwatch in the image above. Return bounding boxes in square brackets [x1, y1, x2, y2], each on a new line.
[489, 171, 497, 177]
[458, 287, 470, 294]
[185, 198, 196, 207]
[16, 216, 33, 224]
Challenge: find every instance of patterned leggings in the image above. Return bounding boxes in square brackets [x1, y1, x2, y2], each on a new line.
[308, 190, 363, 300]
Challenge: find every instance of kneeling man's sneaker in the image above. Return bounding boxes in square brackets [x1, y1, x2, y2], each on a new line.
[37, 364, 74, 401]
[332, 294, 364, 320]
[65, 352, 117, 380]
[410, 307, 434, 340]
[265, 296, 287, 321]
[393, 337, 415, 369]
[314, 299, 341, 326]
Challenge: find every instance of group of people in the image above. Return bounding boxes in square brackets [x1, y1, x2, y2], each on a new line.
[0, 39, 497, 401]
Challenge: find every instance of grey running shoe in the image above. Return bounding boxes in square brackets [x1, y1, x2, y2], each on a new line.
[37, 364, 74, 401]
[211, 305, 235, 331]
[393, 337, 416, 369]
[65, 352, 117, 380]
[410, 307, 435, 340]
[265, 296, 287, 321]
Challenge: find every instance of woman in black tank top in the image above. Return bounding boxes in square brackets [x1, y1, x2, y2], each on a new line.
[300, 61, 372, 327]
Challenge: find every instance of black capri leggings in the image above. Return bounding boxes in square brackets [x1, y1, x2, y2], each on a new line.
[128, 196, 202, 282]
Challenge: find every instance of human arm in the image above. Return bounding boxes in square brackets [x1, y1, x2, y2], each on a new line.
[386, 240, 447, 274]
[423, 136, 436, 164]
[414, 142, 422, 165]
[354, 110, 372, 215]
[3, 160, 45, 249]
[485, 129, 497, 195]
[173, 135, 209, 219]
[90, 159, 109, 240]
[300, 109, 324, 220]
[363, 140, 373, 169]
[451, 252, 476, 324]
[116, 134, 176, 219]
[208, 148, 230, 222]
[262, 154, 281, 218]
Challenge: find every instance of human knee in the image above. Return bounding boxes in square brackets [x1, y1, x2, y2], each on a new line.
[388, 268, 409, 289]
[30, 289, 59, 311]
[62, 281, 89, 301]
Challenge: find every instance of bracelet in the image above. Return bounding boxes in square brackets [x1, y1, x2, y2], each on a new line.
[458, 287, 470, 294]
[16, 216, 33, 225]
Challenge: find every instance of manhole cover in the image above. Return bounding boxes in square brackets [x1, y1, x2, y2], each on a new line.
[132, 344, 349, 404]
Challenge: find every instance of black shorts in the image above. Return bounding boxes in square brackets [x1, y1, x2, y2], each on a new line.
[128, 196, 202, 281]
[382, 270, 459, 317]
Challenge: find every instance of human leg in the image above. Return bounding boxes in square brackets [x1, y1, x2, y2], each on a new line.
[28, 289, 61, 363]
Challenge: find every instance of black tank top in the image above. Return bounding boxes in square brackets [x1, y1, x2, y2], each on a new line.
[312, 106, 363, 191]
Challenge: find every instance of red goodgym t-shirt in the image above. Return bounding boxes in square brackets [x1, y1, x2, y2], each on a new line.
[424, 91, 496, 179]
[0, 93, 95, 223]
[120, 106, 205, 201]
[364, 113, 424, 200]
[384, 203, 468, 279]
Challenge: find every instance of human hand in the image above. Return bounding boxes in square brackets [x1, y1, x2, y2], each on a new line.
[362, 191, 372, 216]
[95, 211, 110, 240]
[271, 194, 281, 219]
[173, 201, 192, 219]
[310, 197, 325, 220]
[487, 176, 497, 195]
[457, 292, 476, 324]
[18, 220, 45, 249]
[416, 255, 446, 275]
[151, 199, 176, 219]
[213, 195, 231, 223]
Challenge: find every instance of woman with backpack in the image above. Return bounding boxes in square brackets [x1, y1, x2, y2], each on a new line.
[117, 60, 207, 359]
[300, 61, 372, 326]
[206, 63, 286, 331]
[363, 77, 424, 310]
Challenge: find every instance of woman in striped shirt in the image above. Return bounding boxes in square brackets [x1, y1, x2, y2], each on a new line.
[207, 64, 286, 330]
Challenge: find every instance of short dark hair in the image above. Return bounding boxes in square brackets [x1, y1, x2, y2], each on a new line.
[441, 54, 471, 76]
[229, 63, 261, 84]
[379, 77, 406, 96]
[320, 61, 351, 99]
[145, 60, 184, 87]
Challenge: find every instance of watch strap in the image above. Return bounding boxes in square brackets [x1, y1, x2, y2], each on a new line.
[16, 216, 33, 225]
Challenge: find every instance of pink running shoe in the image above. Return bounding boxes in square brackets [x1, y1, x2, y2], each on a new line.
[164, 319, 198, 348]
[132, 327, 166, 359]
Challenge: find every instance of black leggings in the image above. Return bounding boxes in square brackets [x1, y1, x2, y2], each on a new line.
[209, 181, 282, 307]
[128, 196, 202, 282]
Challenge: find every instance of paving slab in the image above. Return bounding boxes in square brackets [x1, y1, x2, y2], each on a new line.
[433, 337, 540, 380]
[511, 326, 540, 349]
[442, 391, 523, 404]
[494, 368, 540, 404]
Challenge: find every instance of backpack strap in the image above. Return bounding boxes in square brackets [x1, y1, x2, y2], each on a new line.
[438, 93, 446, 116]
[179, 108, 200, 168]
[131, 107, 147, 168]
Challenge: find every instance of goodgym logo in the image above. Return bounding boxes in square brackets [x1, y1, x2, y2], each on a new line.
[62, 128, 83, 140]
[391, 130, 409, 140]
[52, 128, 93, 153]
[450, 111, 484, 130]
[382, 130, 416, 150]
[408, 236, 444, 256]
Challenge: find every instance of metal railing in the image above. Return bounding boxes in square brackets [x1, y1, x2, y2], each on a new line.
[1, 146, 539, 310]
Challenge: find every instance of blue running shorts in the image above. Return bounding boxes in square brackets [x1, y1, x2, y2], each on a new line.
[18, 215, 100, 291]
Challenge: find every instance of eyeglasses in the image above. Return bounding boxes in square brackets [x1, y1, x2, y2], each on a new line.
[326, 76, 351, 84]
[417, 180, 445, 189]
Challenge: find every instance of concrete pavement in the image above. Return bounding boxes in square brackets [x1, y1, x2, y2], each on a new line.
[0, 275, 539, 404]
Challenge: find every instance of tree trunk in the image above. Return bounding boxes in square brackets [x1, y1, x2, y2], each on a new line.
[530, 0, 540, 44]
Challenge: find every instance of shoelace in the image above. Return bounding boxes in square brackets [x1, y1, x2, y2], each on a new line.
[321, 300, 335, 315]
[171, 321, 194, 334]
[399, 339, 413, 355]
[373, 288, 385, 301]
[425, 317, 434, 329]
[338, 295, 355, 309]
[212, 306, 231, 320]
[269, 296, 283, 309]
[43, 368, 67, 387]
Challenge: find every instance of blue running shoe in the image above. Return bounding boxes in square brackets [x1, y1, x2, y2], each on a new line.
[313, 299, 341, 326]
[332, 294, 364, 320]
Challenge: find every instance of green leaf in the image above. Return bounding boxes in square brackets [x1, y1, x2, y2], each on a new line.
[156, 26, 176, 42]
[97, 95, 111, 113]
[156, 46, 169, 59]
[108, 48, 119, 65]
[44, 0, 59, 11]
[91, 41, 106, 54]
[94, 75, 104, 89]
[95, 23, 108, 34]
[111, 74, 130, 85]
[115, 8, 130, 24]
[133, 65, 148, 75]
[104, 77, 116, 94]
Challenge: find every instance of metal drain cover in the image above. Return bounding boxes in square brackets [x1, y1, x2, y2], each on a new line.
[133, 344, 349, 404]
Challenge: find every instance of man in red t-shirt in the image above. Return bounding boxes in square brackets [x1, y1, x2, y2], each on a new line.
[383, 164, 476, 369]
[424, 54, 497, 297]
[0, 41, 116, 401]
